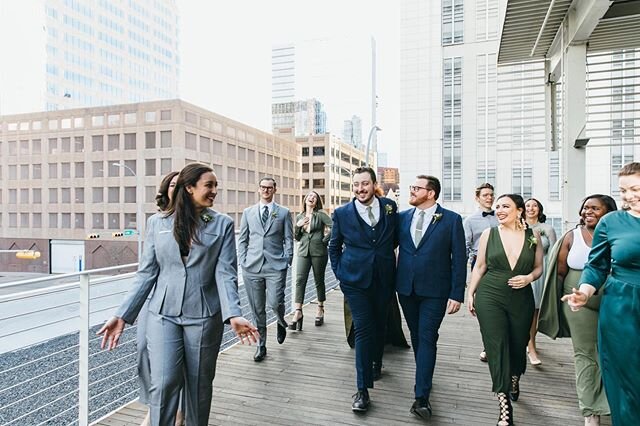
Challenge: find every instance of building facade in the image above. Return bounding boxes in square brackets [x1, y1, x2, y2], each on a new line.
[343, 115, 363, 149]
[0, 0, 179, 115]
[0, 100, 300, 272]
[271, 98, 327, 137]
[399, 0, 639, 229]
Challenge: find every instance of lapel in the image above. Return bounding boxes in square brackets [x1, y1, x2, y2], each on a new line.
[377, 197, 389, 239]
[417, 204, 443, 250]
[185, 210, 216, 267]
[404, 208, 418, 248]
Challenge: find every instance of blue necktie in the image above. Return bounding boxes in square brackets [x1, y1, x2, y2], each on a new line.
[261, 205, 269, 225]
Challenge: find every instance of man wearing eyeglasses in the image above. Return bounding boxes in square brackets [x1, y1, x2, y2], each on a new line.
[238, 177, 293, 362]
[396, 175, 467, 420]
[329, 166, 398, 413]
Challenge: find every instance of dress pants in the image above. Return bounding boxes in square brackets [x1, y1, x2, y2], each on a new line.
[340, 273, 392, 390]
[398, 294, 448, 399]
[295, 255, 328, 304]
[243, 268, 288, 347]
[137, 299, 152, 405]
[146, 311, 223, 426]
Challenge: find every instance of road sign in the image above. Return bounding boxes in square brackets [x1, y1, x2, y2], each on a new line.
[123, 229, 136, 236]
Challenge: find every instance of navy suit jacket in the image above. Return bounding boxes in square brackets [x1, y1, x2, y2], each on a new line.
[396, 204, 467, 302]
[328, 197, 398, 289]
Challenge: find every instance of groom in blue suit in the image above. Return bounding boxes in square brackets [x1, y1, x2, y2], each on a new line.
[329, 167, 398, 413]
[396, 175, 467, 420]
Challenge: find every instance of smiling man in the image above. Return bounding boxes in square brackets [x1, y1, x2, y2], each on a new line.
[238, 177, 293, 362]
[328, 167, 398, 413]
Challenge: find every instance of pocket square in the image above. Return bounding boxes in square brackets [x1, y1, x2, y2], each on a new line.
[159, 230, 171, 234]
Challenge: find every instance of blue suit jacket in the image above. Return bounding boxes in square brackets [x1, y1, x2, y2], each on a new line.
[328, 197, 398, 289]
[396, 205, 467, 302]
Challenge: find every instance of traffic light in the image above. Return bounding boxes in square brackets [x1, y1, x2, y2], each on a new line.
[87, 233, 100, 239]
[15, 250, 41, 260]
[112, 232, 124, 237]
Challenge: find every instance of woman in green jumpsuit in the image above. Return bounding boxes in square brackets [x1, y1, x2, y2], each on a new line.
[468, 194, 543, 426]
[563, 162, 640, 426]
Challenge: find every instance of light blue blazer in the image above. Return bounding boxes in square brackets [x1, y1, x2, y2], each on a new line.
[116, 209, 243, 324]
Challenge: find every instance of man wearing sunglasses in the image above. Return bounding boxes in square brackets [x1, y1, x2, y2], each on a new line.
[396, 175, 467, 420]
[238, 177, 294, 362]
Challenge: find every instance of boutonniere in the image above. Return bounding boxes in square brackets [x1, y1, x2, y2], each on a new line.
[538, 229, 546, 237]
[271, 210, 278, 218]
[384, 204, 394, 215]
[527, 235, 538, 249]
[201, 212, 213, 223]
[431, 213, 443, 224]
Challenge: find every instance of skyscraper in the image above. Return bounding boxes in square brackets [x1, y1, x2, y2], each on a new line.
[0, 0, 180, 115]
[343, 115, 362, 148]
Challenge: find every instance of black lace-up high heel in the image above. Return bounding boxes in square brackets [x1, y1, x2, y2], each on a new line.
[497, 392, 514, 426]
[509, 375, 520, 401]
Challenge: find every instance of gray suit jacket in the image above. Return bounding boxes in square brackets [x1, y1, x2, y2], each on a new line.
[238, 203, 294, 273]
[116, 209, 243, 324]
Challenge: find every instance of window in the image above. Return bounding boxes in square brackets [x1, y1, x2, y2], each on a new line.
[93, 187, 103, 203]
[227, 167, 237, 181]
[61, 162, 71, 178]
[124, 187, 136, 203]
[312, 146, 325, 156]
[61, 213, 71, 228]
[549, 151, 560, 200]
[124, 133, 136, 149]
[20, 140, 29, 155]
[92, 161, 103, 177]
[442, 57, 463, 201]
[108, 134, 119, 150]
[442, 0, 464, 45]
[108, 162, 119, 177]
[108, 187, 119, 203]
[108, 213, 120, 229]
[124, 160, 136, 176]
[49, 188, 58, 203]
[124, 213, 136, 228]
[107, 114, 119, 126]
[145, 186, 156, 203]
[312, 179, 325, 189]
[200, 136, 210, 152]
[212, 140, 223, 155]
[33, 213, 42, 228]
[75, 213, 84, 229]
[8, 165, 16, 180]
[145, 159, 156, 176]
[124, 112, 136, 124]
[61, 118, 71, 129]
[20, 189, 29, 203]
[49, 213, 58, 228]
[302, 147, 309, 156]
[93, 213, 104, 229]
[33, 164, 42, 179]
[49, 163, 58, 178]
[92, 135, 103, 151]
[32, 139, 42, 154]
[74, 136, 84, 152]
[145, 111, 156, 122]
[145, 131, 156, 148]
[160, 130, 171, 147]
[227, 144, 236, 158]
[74, 117, 84, 128]
[160, 109, 171, 120]
[49, 138, 58, 154]
[75, 162, 84, 178]
[61, 187, 71, 203]
[75, 187, 84, 203]
[161, 158, 172, 174]
[313, 163, 324, 172]
[92, 115, 104, 126]
[33, 188, 42, 203]
[61, 137, 70, 152]
[185, 132, 197, 150]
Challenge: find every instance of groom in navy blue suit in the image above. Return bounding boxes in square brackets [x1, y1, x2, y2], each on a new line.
[329, 167, 398, 413]
[396, 175, 467, 420]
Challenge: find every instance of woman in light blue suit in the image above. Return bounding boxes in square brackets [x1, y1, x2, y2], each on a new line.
[99, 163, 259, 426]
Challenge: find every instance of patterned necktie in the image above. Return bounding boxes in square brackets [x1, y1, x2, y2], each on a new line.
[261, 205, 269, 225]
[367, 206, 377, 227]
[414, 210, 426, 245]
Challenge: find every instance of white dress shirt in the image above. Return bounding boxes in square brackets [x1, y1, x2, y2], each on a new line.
[259, 201, 274, 217]
[410, 204, 439, 245]
[355, 197, 381, 227]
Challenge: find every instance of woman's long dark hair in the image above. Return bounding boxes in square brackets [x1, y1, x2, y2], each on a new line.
[155, 171, 179, 211]
[166, 163, 213, 255]
[497, 193, 527, 225]
[301, 190, 323, 213]
[578, 194, 618, 226]
[525, 197, 546, 223]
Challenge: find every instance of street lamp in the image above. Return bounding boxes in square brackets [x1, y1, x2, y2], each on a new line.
[112, 162, 143, 263]
[365, 125, 381, 167]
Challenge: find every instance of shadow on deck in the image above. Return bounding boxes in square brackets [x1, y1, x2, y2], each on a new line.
[97, 288, 609, 426]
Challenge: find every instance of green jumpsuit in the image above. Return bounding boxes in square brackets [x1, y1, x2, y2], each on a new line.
[475, 227, 536, 394]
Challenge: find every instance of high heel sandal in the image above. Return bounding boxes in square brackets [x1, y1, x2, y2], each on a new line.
[497, 393, 514, 426]
[509, 375, 520, 401]
[289, 309, 303, 331]
[315, 305, 325, 326]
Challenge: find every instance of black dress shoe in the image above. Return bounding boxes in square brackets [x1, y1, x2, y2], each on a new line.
[372, 362, 382, 381]
[351, 390, 370, 412]
[277, 323, 287, 344]
[253, 346, 266, 362]
[410, 397, 432, 420]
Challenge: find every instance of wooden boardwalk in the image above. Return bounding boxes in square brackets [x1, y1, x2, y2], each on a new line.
[97, 288, 609, 425]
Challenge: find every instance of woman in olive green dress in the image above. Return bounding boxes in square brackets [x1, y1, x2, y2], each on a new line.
[468, 194, 543, 426]
[563, 162, 640, 426]
[290, 191, 332, 329]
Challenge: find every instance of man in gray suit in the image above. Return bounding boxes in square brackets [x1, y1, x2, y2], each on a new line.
[238, 177, 294, 361]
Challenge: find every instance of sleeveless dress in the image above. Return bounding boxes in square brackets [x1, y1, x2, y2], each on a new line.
[475, 227, 536, 394]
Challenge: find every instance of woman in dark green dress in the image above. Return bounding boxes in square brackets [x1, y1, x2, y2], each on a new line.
[468, 194, 543, 426]
[563, 162, 640, 426]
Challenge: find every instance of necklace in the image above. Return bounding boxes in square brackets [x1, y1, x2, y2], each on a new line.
[582, 226, 594, 240]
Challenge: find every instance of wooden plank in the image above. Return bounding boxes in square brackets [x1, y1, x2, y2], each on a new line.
[96, 287, 611, 426]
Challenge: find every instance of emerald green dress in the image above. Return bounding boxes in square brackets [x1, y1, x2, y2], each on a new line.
[580, 211, 640, 425]
[475, 227, 536, 394]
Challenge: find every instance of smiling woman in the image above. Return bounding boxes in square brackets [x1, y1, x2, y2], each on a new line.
[97, 163, 259, 426]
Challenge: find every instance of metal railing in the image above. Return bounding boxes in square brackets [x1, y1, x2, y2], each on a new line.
[0, 247, 338, 426]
